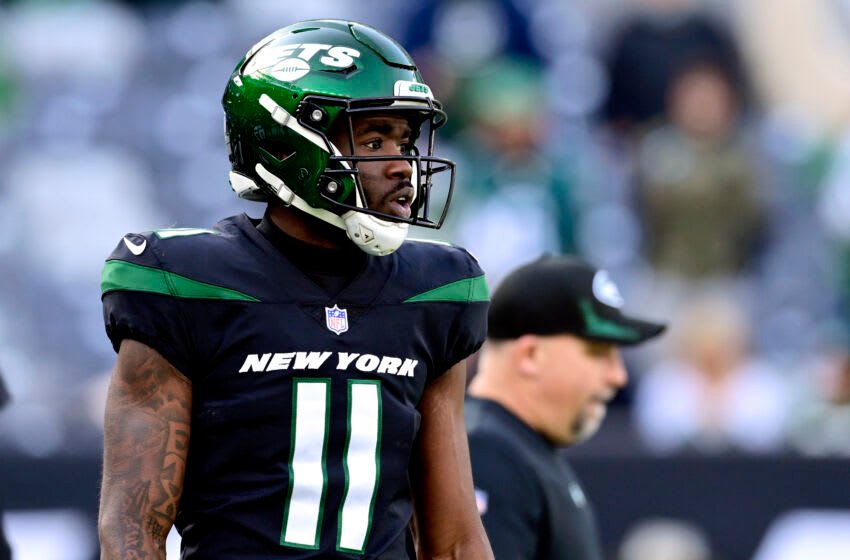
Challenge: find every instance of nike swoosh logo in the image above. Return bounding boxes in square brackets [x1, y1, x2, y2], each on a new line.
[123, 236, 147, 256]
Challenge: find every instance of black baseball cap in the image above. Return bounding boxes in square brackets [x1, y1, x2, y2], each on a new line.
[488, 255, 666, 345]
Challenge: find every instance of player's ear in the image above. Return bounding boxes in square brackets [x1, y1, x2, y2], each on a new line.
[512, 334, 540, 378]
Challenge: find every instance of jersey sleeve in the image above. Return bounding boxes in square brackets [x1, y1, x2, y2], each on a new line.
[434, 247, 489, 374]
[101, 233, 197, 378]
[468, 432, 543, 560]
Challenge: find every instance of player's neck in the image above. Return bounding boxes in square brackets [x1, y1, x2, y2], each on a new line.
[266, 203, 352, 250]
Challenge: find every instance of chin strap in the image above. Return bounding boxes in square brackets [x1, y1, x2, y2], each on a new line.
[248, 165, 407, 256]
[254, 165, 346, 229]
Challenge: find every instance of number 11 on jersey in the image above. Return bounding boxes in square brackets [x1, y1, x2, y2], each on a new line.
[281, 378, 382, 553]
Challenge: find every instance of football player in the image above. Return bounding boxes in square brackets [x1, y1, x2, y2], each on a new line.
[98, 20, 493, 559]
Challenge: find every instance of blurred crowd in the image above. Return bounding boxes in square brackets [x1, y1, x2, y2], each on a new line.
[1, 0, 850, 466]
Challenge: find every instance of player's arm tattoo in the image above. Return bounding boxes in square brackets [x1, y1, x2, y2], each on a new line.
[99, 339, 192, 560]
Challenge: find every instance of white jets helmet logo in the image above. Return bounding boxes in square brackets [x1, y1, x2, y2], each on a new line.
[244, 43, 362, 83]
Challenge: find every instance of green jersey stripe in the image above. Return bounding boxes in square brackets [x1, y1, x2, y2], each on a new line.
[101, 259, 260, 302]
[403, 275, 489, 303]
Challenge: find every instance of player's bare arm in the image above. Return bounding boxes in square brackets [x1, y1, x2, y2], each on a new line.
[411, 360, 494, 560]
[99, 339, 192, 560]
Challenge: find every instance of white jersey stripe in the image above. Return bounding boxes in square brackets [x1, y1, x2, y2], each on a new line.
[337, 380, 381, 552]
[282, 379, 330, 548]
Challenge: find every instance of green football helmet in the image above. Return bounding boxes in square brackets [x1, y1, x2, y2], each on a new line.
[222, 19, 456, 255]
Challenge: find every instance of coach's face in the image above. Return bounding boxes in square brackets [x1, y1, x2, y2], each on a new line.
[533, 334, 628, 445]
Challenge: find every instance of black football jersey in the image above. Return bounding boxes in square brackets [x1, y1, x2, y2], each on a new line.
[466, 398, 604, 560]
[101, 214, 489, 559]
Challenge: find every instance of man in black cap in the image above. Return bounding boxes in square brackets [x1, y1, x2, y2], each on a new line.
[465, 255, 666, 560]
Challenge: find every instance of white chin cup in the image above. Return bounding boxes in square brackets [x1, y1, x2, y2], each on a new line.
[342, 211, 408, 256]
[254, 163, 408, 256]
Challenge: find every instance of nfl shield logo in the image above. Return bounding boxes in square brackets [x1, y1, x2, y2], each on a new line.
[325, 305, 349, 335]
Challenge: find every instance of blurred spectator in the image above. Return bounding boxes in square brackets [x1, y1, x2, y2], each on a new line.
[817, 128, 850, 328]
[400, 0, 537, 140]
[446, 56, 577, 285]
[619, 517, 711, 560]
[787, 347, 850, 457]
[633, 293, 790, 454]
[635, 58, 765, 281]
[603, 0, 743, 131]
[404, 0, 535, 72]
[735, 0, 850, 136]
